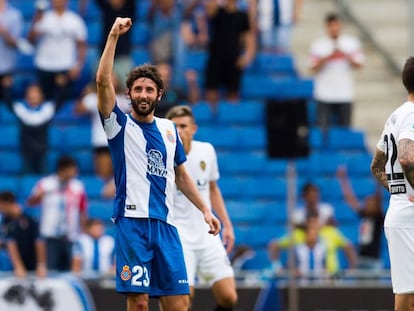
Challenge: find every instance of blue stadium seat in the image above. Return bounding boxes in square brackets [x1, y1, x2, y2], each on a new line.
[246, 52, 296, 77]
[218, 152, 266, 176]
[131, 23, 150, 47]
[316, 177, 343, 202]
[216, 100, 264, 125]
[241, 76, 313, 99]
[0, 105, 18, 124]
[218, 177, 244, 199]
[19, 174, 42, 200]
[332, 201, 359, 224]
[132, 49, 151, 66]
[195, 126, 239, 151]
[88, 199, 113, 223]
[308, 152, 346, 177]
[243, 177, 287, 200]
[237, 126, 267, 151]
[14, 0, 35, 20]
[80, 175, 105, 200]
[86, 20, 102, 46]
[326, 127, 367, 152]
[345, 152, 373, 177]
[234, 224, 284, 248]
[266, 158, 289, 177]
[351, 177, 377, 198]
[226, 200, 266, 224]
[0, 175, 20, 193]
[136, 0, 151, 20]
[184, 50, 207, 71]
[241, 247, 271, 270]
[64, 125, 92, 150]
[73, 150, 94, 175]
[309, 127, 324, 150]
[192, 101, 214, 125]
[0, 124, 19, 150]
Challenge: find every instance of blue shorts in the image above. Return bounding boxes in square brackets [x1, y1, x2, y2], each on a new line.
[115, 217, 189, 297]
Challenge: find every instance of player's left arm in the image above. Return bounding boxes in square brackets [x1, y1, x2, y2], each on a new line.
[370, 148, 389, 190]
[210, 180, 234, 253]
[175, 164, 221, 235]
[399, 138, 414, 189]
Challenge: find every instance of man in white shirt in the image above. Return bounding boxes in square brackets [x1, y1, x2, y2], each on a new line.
[371, 56, 414, 311]
[166, 105, 237, 311]
[309, 13, 364, 133]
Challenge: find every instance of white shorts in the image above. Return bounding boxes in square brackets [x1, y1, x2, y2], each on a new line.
[384, 227, 414, 294]
[182, 236, 234, 287]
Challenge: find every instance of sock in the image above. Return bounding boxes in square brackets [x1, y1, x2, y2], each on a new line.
[213, 306, 233, 311]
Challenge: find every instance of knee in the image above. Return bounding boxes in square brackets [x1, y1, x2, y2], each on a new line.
[217, 291, 238, 308]
[127, 294, 149, 310]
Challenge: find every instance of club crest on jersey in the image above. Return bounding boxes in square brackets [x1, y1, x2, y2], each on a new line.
[166, 130, 175, 143]
[120, 265, 132, 281]
[199, 161, 206, 171]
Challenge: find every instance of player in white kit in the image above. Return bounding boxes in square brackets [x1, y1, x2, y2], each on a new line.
[371, 56, 414, 311]
[166, 105, 237, 311]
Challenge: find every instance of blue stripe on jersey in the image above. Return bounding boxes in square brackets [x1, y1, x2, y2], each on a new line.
[140, 121, 169, 220]
[105, 106, 127, 220]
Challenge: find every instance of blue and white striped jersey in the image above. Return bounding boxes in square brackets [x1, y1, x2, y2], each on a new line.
[102, 105, 186, 226]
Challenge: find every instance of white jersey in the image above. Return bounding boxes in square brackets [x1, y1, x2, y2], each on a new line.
[377, 101, 414, 228]
[309, 34, 364, 102]
[103, 105, 186, 225]
[174, 141, 220, 248]
[34, 9, 87, 71]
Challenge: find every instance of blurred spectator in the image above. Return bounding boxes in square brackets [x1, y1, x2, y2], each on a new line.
[155, 62, 200, 117]
[267, 214, 357, 278]
[26, 155, 88, 271]
[28, 0, 88, 101]
[257, 0, 303, 53]
[72, 218, 115, 276]
[79, 0, 135, 82]
[203, 0, 255, 110]
[0, 0, 25, 103]
[0, 191, 47, 278]
[74, 73, 130, 183]
[148, 0, 182, 65]
[292, 182, 336, 227]
[337, 166, 385, 271]
[3, 82, 65, 174]
[293, 213, 329, 279]
[309, 13, 365, 133]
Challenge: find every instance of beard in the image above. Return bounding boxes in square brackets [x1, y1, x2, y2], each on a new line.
[130, 98, 157, 117]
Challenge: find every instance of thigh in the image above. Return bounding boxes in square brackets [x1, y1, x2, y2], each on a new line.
[115, 218, 153, 294]
[197, 237, 234, 286]
[151, 221, 189, 297]
[385, 227, 414, 294]
[182, 246, 197, 286]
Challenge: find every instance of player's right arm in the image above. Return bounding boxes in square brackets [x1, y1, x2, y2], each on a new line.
[96, 17, 132, 118]
[398, 138, 414, 189]
[370, 148, 389, 190]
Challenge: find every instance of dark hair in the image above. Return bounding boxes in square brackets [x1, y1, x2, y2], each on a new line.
[402, 57, 414, 93]
[56, 155, 77, 171]
[301, 182, 319, 194]
[325, 12, 340, 24]
[165, 105, 195, 121]
[126, 64, 164, 95]
[0, 191, 16, 203]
